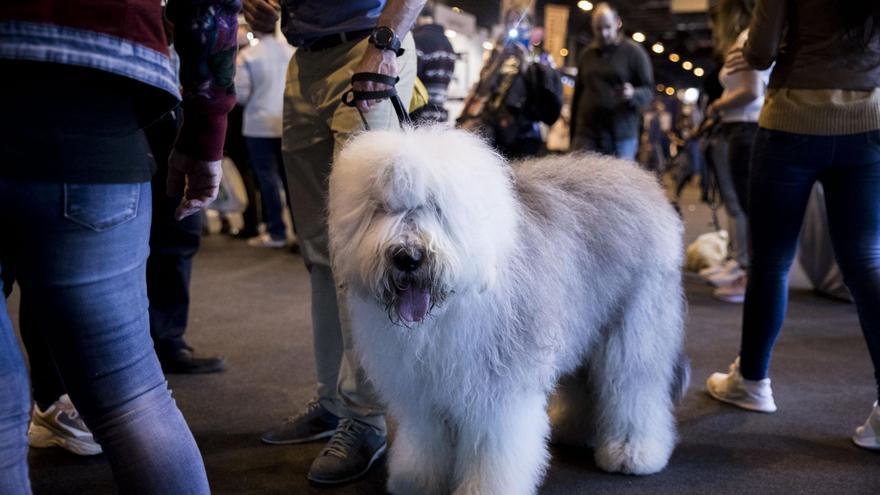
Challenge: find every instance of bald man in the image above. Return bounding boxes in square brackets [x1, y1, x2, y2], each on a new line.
[571, 2, 654, 160]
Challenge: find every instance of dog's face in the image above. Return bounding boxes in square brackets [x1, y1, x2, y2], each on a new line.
[328, 127, 519, 326]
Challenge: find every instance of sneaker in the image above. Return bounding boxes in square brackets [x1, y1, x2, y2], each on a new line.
[706, 357, 777, 413]
[307, 418, 387, 485]
[708, 264, 746, 287]
[714, 275, 746, 303]
[231, 228, 260, 239]
[261, 399, 339, 445]
[247, 233, 287, 248]
[853, 401, 880, 451]
[699, 259, 738, 280]
[28, 394, 103, 456]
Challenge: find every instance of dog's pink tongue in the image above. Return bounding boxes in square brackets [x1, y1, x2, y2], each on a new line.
[397, 288, 431, 323]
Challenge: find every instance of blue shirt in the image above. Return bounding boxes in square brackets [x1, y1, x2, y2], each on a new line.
[282, 0, 384, 46]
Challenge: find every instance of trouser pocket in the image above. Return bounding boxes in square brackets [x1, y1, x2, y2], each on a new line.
[63, 183, 141, 231]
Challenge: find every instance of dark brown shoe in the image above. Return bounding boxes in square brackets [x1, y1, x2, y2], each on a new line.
[159, 348, 226, 374]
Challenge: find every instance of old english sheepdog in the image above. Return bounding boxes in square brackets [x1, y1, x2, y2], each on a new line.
[328, 127, 687, 495]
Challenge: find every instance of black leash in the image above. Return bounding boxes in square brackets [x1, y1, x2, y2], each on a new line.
[341, 72, 412, 130]
[698, 118, 724, 232]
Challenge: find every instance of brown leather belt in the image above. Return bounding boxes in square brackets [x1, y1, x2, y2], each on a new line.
[299, 29, 372, 52]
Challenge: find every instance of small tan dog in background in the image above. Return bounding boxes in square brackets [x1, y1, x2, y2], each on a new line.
[685, 230, 729, 272]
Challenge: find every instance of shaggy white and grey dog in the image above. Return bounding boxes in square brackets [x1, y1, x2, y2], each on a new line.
[328, 127, 687, 495]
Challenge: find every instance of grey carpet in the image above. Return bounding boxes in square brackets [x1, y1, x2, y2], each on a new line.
[12, 184, 880, 494]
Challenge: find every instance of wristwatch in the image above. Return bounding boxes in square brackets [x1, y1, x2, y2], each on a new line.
[369, 26, 404, 56]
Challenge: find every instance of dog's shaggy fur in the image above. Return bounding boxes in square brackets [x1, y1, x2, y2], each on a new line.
[328, 127, 686, 495]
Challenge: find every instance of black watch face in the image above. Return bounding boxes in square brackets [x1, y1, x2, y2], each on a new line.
[374, 27, 394, 46]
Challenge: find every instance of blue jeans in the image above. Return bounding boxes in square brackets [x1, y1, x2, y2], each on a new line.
[740, 129, 880, 400]
[0, 180, 209, 494]
[245, 137, 287, 240]
[573, 133, 639, 161]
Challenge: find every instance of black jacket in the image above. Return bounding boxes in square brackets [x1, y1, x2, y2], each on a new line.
[571, 38, 654, 141]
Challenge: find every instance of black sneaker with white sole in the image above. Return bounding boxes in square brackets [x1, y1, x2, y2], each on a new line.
[307, 418, 387, 485]
[261, 399, 339, 445]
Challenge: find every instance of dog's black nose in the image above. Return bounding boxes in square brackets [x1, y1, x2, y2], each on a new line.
[392, 249, 423, 272]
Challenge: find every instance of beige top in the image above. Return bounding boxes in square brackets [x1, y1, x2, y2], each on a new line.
[759, 89, 880, 135]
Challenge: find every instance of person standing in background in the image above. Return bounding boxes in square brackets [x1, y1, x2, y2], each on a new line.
[699, 0, 770, 305]
[706, 0, 880, 452]
[458, 10, 562, 158]
[243, 0, 422, 485]
[411, 3, 455, 124]
[148, 106, 229, 374]
[235, 22, 295, 248]
[571, 2, 654, 160]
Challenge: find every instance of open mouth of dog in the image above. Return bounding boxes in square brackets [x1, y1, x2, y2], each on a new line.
[382, 276, 448, 326]
[395, 284, 432, 323]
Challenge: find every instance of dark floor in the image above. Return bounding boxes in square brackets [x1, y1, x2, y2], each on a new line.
[10, 185, 880, 494]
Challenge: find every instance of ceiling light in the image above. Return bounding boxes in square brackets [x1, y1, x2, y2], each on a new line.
[669, 53, 680, 62]
[651, 42, 664, 54]
[693, 67, 705, 77]
[682, 61, 693, 71]
[577, 1, 594, 11]
[632, 32, 646, 43]
[665, 87, 675, 96]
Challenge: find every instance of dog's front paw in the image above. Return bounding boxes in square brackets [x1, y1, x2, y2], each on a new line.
[594, 438, 671, 475]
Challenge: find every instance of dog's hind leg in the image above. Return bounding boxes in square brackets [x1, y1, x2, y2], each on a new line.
[590, 273, 683, 475]
[387, 409, 454, 495]
[451, 392, 550, 495]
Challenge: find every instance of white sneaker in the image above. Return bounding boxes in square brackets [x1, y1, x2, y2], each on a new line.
[853, 401, 880, 451]
[699, 259, 738, 280]
[247, 233, 287, 248]
[708, 265, 746, 287]
[28, 394, 103, 456]
[713, 275, 746, 303]
[706, 357, 777, 413]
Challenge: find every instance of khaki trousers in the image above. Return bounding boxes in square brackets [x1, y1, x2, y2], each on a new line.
[281, 34, 416, 433]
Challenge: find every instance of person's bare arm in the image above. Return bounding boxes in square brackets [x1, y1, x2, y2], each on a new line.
[352, 0, 426, 113]
[707, 70, 763, 116]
